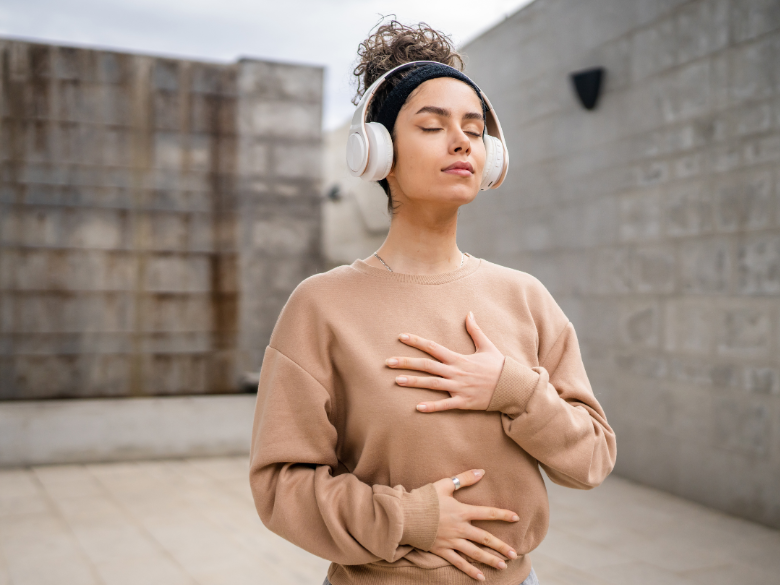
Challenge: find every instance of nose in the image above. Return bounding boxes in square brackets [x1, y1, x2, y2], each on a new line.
[451, 127, 471, 154]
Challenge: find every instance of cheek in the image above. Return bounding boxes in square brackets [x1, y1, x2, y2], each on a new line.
[394, 135, 439, 179]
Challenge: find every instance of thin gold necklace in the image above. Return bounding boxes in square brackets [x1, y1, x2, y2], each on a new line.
[372, 252, 465, 273]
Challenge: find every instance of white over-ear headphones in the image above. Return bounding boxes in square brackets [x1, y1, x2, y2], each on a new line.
[345, 60, 509, 191]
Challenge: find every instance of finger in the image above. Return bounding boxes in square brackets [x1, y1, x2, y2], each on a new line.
[435, 468, 485, 496]
[399, 333, 458, 364]
[464, 504, 520, 523]
[465, 311, 495, 352]
[465, 526, 518, 560]
[417, 397, 463, 412]
[454, 539, 508, 570]
[385, 356, 450, 376]
[437, 548, 484, 581]
[395, 374, 456, 392]
[452, 469, 485, 490]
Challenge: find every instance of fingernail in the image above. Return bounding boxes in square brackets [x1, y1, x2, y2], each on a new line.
[508, 550, 517, 559]
[473, 469, 483, 478]
[469, 311, 474, 320]
[498, 561, 507, 569]
[396, 376, 407, 384]
[399, 334, 409, 340]
[416, 404, 427, 411]
[386, 358, 398, 366]
[511, 514, 519, 521]
[477, 573, 485, 581]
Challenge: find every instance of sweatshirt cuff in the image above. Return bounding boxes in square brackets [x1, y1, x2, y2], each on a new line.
[486, 355, 540, 417]
[399, 483, 439, 551]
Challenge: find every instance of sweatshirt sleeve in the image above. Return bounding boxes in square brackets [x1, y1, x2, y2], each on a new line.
[249, 343, 440, 565]
[485, 279, 616, 490]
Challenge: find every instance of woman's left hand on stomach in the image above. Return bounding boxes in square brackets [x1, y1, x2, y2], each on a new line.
[386, 311, 504, 413]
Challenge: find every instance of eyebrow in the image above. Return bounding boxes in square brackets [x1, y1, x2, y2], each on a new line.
[415, 105, 484, 121]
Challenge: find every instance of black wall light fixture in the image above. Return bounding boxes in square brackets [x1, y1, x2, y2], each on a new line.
[570, 67, 605, 110]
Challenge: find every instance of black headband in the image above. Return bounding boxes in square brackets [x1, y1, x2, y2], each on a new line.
[374, 63, 488, 136]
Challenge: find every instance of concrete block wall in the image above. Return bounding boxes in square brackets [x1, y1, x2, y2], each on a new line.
[235, 60, 324, 374]
[0, 40, 323, 399]
[460, 0, 780, 528]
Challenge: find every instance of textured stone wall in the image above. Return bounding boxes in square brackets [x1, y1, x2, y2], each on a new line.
[0, 39, 323, 399]
[460, 0, 780, 527]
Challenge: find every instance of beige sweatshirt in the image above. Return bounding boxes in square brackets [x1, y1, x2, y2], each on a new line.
[249, 253, 616, 585]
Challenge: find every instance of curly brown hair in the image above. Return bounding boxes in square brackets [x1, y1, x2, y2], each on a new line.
[351, 18, 465, 213]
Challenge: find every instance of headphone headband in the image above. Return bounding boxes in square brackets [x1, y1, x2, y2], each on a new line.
[346, 60, 509, 190]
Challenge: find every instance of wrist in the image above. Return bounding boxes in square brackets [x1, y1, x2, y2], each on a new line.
[399, 483, 440, 551]
[481, 354, 506, 409]
[486, 355, 540, 417]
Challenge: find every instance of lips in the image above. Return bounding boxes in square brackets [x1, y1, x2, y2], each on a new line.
[443, 161, 474, 174]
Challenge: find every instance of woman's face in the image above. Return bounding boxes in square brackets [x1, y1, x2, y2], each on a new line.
[385, 77, 486, 211]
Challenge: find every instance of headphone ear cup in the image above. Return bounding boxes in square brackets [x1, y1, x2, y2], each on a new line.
[346, 132, 368, 176]
[480, 134, 504, 190]
[362, 122, 394, 181]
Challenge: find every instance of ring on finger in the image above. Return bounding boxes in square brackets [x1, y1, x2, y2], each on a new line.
[452, 477, 461, 490]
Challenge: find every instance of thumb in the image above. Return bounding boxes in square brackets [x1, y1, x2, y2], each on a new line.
[465, 311, 492, 352]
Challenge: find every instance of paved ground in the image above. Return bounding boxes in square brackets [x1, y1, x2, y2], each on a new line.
[0, 457, 777, 585]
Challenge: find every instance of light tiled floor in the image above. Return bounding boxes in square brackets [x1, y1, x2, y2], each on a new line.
[536, 475, 780, 585]
[0, 458, 777, 585]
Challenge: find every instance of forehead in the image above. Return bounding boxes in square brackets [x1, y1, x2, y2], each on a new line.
[402, 77, 483, 113]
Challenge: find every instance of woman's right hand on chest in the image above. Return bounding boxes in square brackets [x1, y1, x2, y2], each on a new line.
[430, 469, 520, 581]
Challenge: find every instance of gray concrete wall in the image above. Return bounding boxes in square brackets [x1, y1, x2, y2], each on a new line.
[235, 60, 324, 372]
[0, 395, 256, 466]
[459, 0, 780, 528]
[321, 120, 389, 270]
[0, 40, 324, 399]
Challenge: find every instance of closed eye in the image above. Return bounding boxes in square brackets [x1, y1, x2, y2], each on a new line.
[421, 127, 482, 137]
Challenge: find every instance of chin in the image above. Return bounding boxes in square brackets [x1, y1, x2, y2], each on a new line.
[440, 182, 479, 205]
[397, 177, 479, 206]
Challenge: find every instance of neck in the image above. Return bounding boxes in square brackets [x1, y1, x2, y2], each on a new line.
[368, 202, 462, 275]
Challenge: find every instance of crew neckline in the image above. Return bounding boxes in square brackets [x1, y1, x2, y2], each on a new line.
[350, 252, 481, 285]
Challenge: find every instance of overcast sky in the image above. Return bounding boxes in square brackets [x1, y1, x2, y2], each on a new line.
[0, 0, 534, 130]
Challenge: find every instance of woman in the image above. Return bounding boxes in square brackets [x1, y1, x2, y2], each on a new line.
[249, 20, 616, 585]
